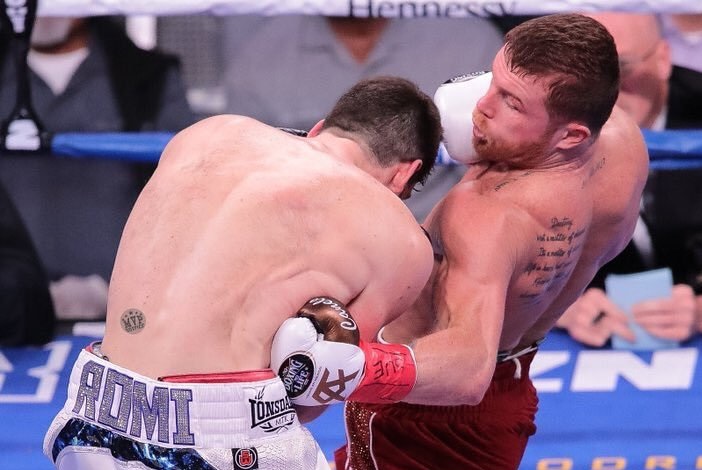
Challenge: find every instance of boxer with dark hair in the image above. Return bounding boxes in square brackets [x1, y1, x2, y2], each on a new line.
[42, 76, 442, 470]
[273, 14, 648, 469]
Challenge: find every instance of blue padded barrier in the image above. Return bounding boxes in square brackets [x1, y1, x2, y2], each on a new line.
[48, 129, 702, 170]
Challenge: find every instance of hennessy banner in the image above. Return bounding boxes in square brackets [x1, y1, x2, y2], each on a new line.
[36, 0, 702, 18]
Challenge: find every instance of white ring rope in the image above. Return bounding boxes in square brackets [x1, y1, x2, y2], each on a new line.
[36, 0, 702, 18]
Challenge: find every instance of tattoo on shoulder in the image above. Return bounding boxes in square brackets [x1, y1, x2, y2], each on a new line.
[121, 309, 146, 334]
[590, 157, 606, 177]
[494, 179, 516, 191]
[582, 157, 606, 188]
[494, 171, 534, 192]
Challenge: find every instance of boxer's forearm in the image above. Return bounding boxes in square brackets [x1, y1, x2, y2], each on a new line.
[402, 327, 495, 406]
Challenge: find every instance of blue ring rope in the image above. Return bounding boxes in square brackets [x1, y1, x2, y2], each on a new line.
[49, 129, 702, 171]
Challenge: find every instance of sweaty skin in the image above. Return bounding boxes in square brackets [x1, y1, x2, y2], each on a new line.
[383, 49, 649, 406]
[100, 115, 433, 379]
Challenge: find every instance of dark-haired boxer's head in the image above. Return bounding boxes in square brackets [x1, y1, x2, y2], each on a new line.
[322, 76, 443, 199]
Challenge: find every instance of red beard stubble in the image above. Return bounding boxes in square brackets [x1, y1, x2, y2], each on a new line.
[472, 112, 552, 168]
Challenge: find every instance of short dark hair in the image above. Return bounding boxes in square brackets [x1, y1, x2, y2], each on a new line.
[504, 13, 620, 135]
[322, 76, 442, 188]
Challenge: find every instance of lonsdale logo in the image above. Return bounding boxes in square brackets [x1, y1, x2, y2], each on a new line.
[4, 0, 29, 34]
[248, 387, 295, 433]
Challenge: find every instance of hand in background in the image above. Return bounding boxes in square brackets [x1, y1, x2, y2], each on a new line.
[557, 287, 636, 347]
[632, 284, 697, 341]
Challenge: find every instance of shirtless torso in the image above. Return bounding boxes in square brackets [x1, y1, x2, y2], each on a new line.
[336, 15, 649, 470]
[384, 105, 648, 404]
[100, 115, 432, 379]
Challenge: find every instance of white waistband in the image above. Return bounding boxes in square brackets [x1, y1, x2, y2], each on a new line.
[63, 349, 300, 449]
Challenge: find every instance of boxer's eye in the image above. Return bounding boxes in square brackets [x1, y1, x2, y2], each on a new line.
[501, 91, 522, 112]
[505, 97, 520, 111]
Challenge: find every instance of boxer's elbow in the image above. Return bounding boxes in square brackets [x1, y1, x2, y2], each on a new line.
[412, 333, 494, 405]
[451, 362, 493, 405]
[430, 346, 493, 406]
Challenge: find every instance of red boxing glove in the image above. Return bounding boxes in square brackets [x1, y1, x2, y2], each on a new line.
[349, 340, 417, 404]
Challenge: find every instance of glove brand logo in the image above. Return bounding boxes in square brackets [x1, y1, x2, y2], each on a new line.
[279, 354, 314, 398]
[312, 368, 360, 404]
[248, 387, 296, 433]
[307, 297, 358, 331]
[232, 447, 259, 470]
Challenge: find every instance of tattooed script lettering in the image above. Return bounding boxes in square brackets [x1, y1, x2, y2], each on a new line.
[519, 217, 587, 301]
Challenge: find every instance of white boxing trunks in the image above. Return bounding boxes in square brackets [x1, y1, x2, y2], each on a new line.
[43, 346, 329, 470]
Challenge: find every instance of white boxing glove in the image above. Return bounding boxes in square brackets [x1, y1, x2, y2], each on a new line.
[271, 297, 365, 406]
[433, 71, 492, 164]
[271, 296, 417, 406]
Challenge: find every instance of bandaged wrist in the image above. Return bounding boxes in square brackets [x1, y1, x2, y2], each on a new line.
[349, 340, 417, 404]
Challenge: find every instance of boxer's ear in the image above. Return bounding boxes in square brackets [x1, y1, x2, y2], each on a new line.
[390, 159, 423, 200]
[555, 122, 590, 151]
[308, 120, 325, 137]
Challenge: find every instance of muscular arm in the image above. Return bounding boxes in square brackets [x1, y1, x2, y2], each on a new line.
[270, 214, 435, 410]
[348, 225, 435, 340]
[404, 192, 518, 405]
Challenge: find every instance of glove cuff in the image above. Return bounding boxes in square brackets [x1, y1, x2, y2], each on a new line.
[349, 340, 417, 404]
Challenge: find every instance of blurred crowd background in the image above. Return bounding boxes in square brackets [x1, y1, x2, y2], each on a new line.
[0, 11, 701, 351]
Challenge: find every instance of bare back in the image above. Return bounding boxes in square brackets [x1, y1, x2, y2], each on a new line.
[101, 115, 432, 378]
[499, 107, 648, 349]
[392, 107, 648, 357]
